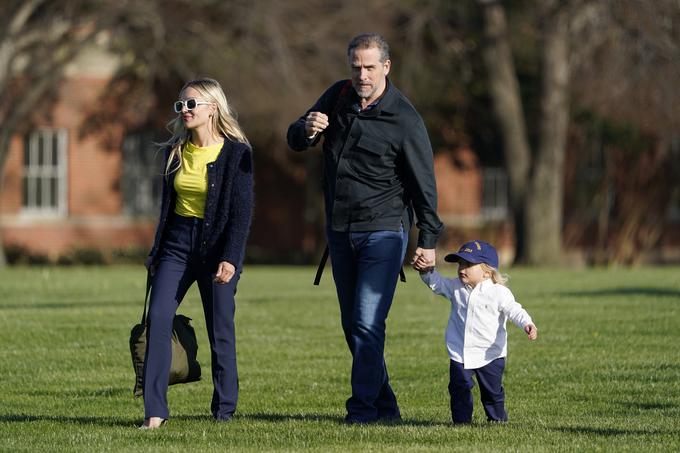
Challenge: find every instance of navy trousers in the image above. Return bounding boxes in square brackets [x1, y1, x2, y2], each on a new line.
[143, 213, 239, 421]
[327, 226, 408, 423]
[449, 358, 508, 423]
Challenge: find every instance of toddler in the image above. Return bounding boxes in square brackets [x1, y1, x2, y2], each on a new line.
[417, 240, 537, 424]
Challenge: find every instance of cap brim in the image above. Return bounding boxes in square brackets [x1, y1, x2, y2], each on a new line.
[444, 252, 483, 264]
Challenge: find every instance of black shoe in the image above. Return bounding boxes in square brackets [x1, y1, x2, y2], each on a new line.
[377, 414, 402, 424]
[344, 415, 376, 425]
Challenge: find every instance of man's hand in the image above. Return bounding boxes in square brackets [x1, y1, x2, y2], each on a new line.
[214, 261, 236, 284]
[411, 247, 436, 272]
[305, 111, 329, 139]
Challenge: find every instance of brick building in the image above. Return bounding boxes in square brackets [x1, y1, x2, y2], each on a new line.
[0, 46, 513, 264]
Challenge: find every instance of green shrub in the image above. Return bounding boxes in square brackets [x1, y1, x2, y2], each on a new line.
[55, 247, 106, 265]
[5, 243, 51, 265]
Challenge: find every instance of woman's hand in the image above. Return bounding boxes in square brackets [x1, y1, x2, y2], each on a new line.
[214, 261, 236, 284]
[144, 256, 156, 276]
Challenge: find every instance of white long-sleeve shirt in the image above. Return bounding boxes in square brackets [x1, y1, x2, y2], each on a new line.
[420, 269, 533, 369]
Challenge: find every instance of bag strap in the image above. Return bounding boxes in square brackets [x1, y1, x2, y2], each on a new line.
[313, 245, 406, 285]
[331, 80, 353, 117]
[312, 81, 350, 286]
[313, 246, 330, 286]
[140, 271, 152, 325]
[312, 80, 406, 286]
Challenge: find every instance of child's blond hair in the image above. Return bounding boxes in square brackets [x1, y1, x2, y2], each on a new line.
[481, 263, 509, 286]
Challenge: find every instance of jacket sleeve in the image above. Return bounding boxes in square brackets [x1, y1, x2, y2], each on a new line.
[287, 80, 348, 151]
[401, 111, 444, 248]
[221, 145, 254, 267]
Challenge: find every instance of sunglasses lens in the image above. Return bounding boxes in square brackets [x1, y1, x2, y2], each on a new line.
[186, 99, 197, 110]
[173, 101, 183, 113]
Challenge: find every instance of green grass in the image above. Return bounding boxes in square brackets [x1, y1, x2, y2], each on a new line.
[0, 265, 679, 452]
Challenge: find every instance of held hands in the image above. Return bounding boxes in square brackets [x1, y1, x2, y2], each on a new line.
[411, 247, 436, 272]
[214, 261, 236, 284]
[525, 323, 538, 340]
[305, 111, 329, 139]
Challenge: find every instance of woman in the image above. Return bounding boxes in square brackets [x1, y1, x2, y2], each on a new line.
[141, 78, 253, 429]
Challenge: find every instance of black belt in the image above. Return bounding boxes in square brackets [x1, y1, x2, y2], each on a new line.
[313, 245, 407, 285]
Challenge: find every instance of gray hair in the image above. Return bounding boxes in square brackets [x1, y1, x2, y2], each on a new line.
[347, 33, 390, 62]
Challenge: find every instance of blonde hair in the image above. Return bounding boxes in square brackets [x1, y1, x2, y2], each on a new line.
[162, 78, 249, 175]
[481, 263, 509, 286]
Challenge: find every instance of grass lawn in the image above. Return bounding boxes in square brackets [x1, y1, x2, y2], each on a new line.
[0, 265, 678, 452]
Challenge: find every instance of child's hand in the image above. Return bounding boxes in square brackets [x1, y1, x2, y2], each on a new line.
[524, 323, 538, 340]
[411, 247, 435, 271]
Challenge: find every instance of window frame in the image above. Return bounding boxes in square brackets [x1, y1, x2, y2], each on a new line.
[21, 128, 68, 218]
[121, 131, 164, 218]
[481, 167, 509, 221]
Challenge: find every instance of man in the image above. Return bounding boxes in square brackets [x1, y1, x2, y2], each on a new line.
[287, 33, 443, 424]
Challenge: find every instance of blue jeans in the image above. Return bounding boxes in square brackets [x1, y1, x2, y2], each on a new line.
[449, 358, 508, 423]
[326, 226, 408, 422]
[143, 213, 239, 421]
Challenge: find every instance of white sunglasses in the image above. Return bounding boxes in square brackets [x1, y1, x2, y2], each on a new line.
[173, 98, 212, 113]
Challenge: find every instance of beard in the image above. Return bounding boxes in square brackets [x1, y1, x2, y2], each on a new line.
[353, 81, 375, 100]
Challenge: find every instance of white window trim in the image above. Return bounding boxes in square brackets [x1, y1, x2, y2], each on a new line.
[20, 128, 68, 218]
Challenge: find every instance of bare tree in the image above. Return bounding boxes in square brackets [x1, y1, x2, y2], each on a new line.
[0, 0, 405, 264]
[479, 0, 570, 264]
[566, 0, 680, 264]
[0, 1, 117, 266]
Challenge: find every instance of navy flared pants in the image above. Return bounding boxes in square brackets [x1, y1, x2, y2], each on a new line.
[143, 213, 239, 421]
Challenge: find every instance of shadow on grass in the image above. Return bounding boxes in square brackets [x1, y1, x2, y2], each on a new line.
[237, 412, 449, 427]
[560, 288, 680, 299]
[553, 426, 669, 436]
[0, 412, 453, 428]
[616, 401, 677, 411]
[0, 300, 140, 310]
[24, 387, 131, 398]
[0, 414, 134, 427]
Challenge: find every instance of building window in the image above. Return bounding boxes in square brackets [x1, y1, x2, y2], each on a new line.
[122, 132, 164, 217]
[482, 167, 509, 220]
[22, 129, 68, 216]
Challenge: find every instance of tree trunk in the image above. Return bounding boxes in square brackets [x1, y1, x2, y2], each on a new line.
[479, 1, 531, 263]
[525, 3, 570, 265]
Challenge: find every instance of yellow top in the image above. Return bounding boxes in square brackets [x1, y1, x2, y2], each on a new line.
[174, 141, 223, 218]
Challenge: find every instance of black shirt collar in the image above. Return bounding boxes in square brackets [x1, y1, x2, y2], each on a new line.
[351, 78, 397, 117]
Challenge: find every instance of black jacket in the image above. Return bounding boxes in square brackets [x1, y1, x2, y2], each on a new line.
[148, 140, 254, 269]
[287, 79, 443, 248]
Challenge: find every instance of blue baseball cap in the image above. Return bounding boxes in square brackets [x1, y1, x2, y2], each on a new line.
[444, 240, 499, 269]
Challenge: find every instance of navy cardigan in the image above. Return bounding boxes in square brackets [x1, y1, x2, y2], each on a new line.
[148, 140, 254, 270]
